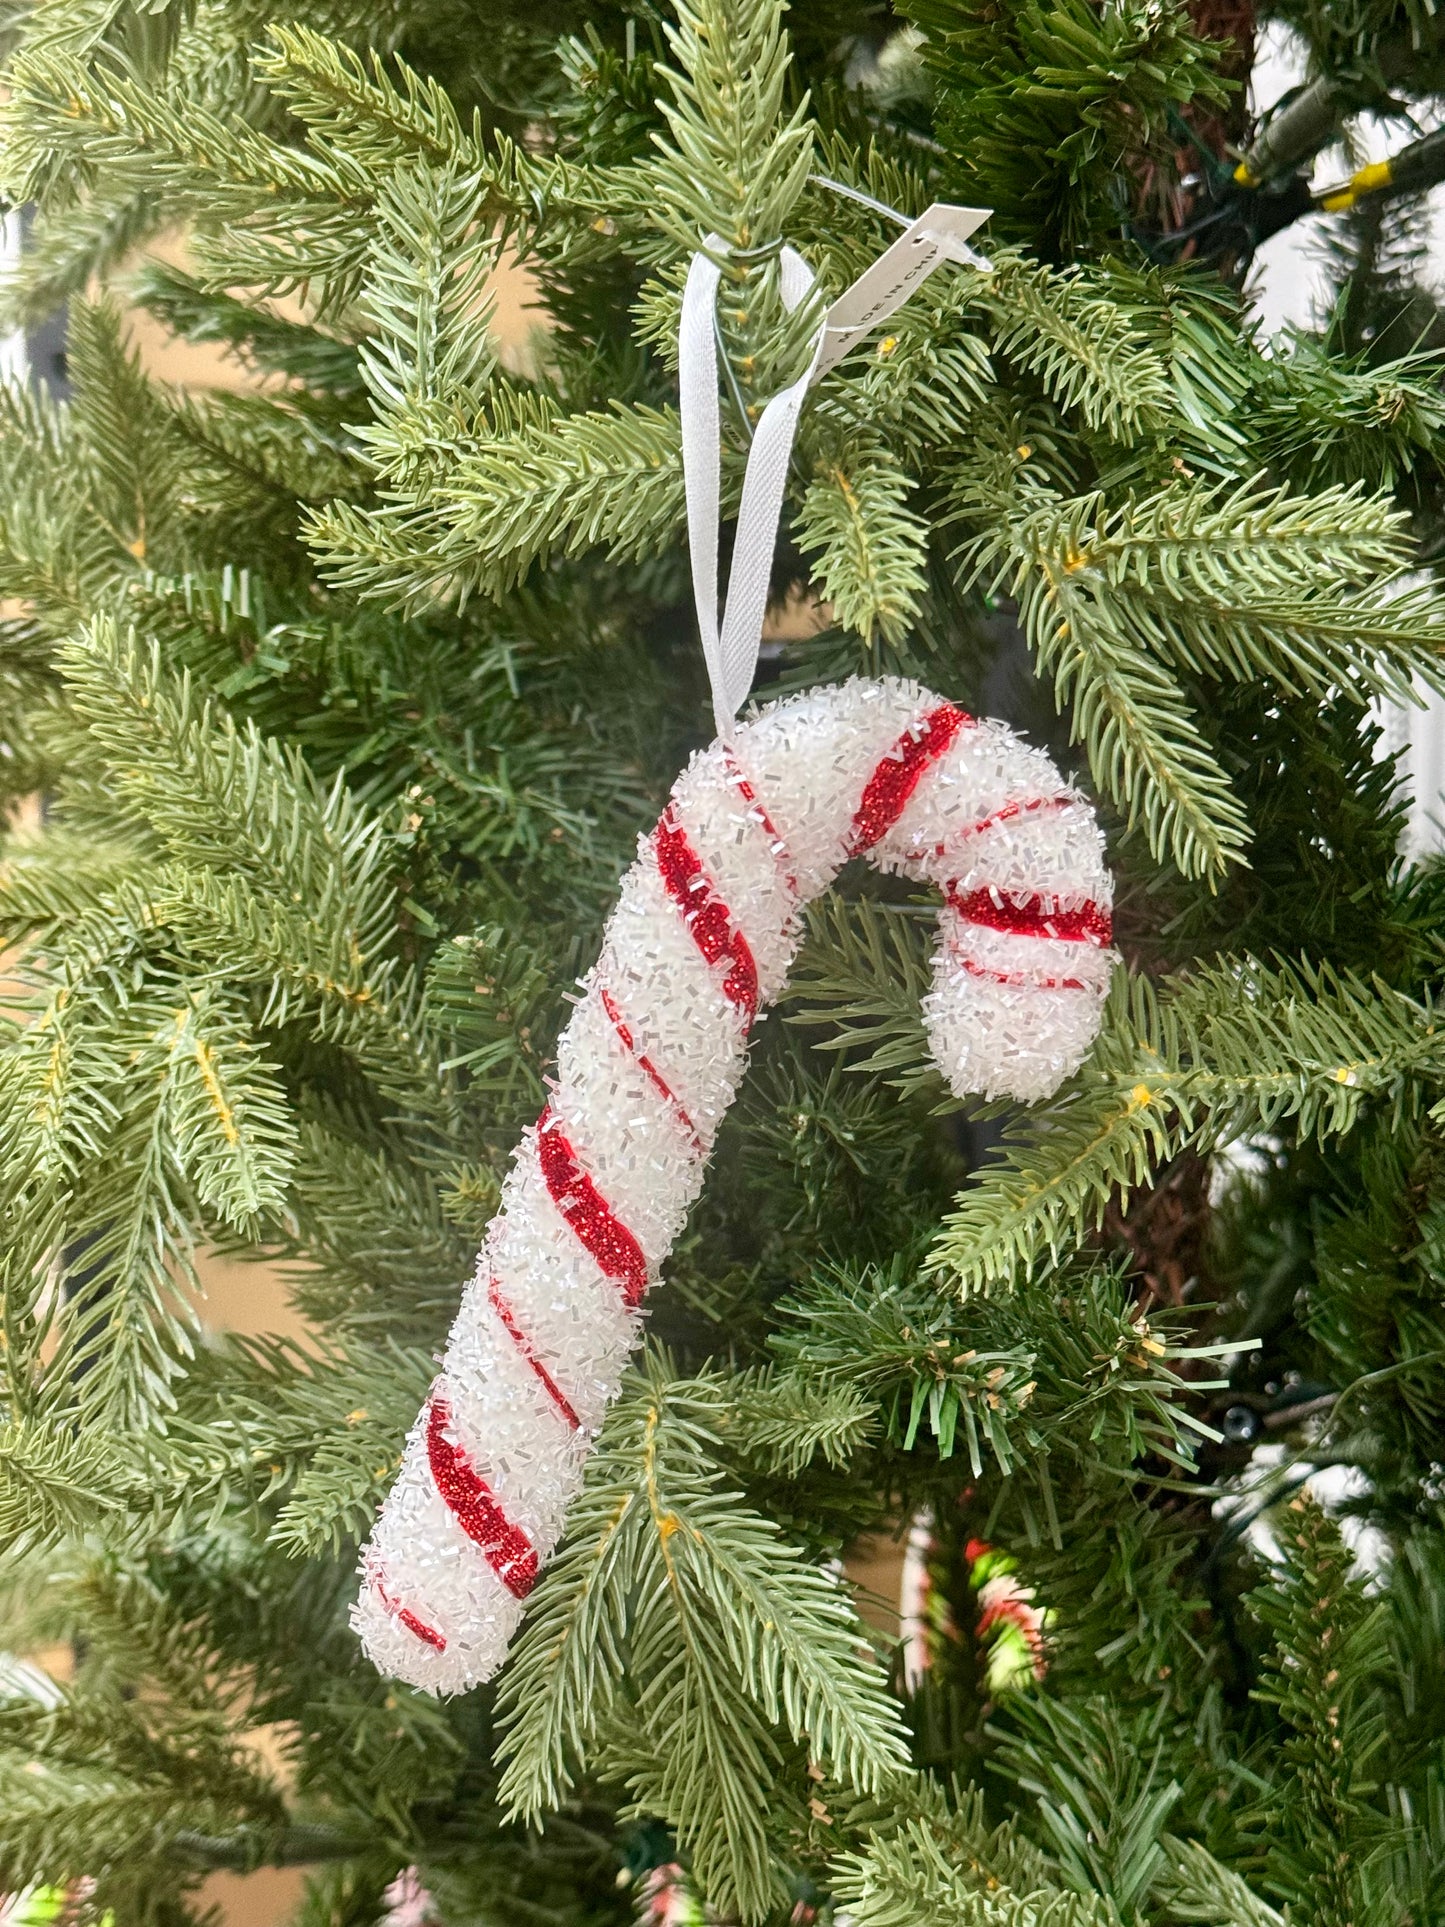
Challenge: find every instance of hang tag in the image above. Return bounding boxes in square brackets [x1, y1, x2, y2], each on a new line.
[812, 204, 992, 383]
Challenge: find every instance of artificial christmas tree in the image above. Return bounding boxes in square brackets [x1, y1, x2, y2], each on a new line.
[3, 1, 1445, 1924]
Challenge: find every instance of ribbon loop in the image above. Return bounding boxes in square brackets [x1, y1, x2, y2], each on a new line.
[679, 205, 991, 741]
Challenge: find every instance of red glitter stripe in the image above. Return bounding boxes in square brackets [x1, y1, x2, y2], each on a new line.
[397, 1604, 446, 1650]
[901, 794, 1071, 865]
[427, 1396, 538, 1599]
[488, 1276, 581, 1430]
[536, 1106, 649, 1309]
[599, 987, 702, 1153]
[848, 703, 971, 854]
[654, 807, 760, 1022]
[725, 752, 800, 899]
[956, 953, 1089, 994]
[376, 1577, 448, 1652]
[949, 887, 1112, 946]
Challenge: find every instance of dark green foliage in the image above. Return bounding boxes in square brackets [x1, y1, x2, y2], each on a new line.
[3, 0, 1445, 1923]
[1240, 1500, 1395, 1924]
[906, 0, 1230, 258]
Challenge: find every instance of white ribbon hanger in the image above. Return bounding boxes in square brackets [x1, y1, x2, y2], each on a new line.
[679, 200, 992, 742]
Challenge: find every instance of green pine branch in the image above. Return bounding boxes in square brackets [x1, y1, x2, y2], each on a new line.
[832, 1781, 1113, 1927]
[797, 443, 930, 648]
[929, 961, 1445, 1293]
[776, 1255, 1232, 1481]
[128, 257, 364, 393]
[649, 0, 814, 257]
[308, 402, 689, 611]
[714, 1366, 878, 1477]
[253, 23, 489, 178]
[0, 1418, 144, 1559]
[1242, 1497, 1396, 1925]
[783, 897, 942, 1100]
[353, 160, 503, 491]
[495, 1349, 911, 1921]
[983, 255, 1175, 442]
[956, 463, 1445, 878]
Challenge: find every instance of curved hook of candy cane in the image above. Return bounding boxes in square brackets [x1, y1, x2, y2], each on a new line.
[353, 675, 1117, 1695]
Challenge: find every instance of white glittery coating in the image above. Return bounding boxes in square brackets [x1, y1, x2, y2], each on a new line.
[353, 676, 1116, 1694]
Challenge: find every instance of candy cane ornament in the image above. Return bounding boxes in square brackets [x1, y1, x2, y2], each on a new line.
[353, 675, 1115, 1690]
[353, 211, 1118, 1696]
